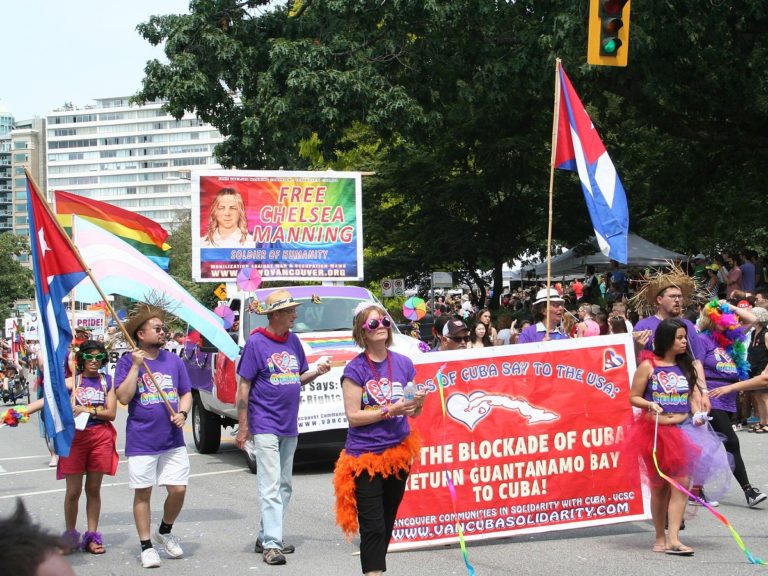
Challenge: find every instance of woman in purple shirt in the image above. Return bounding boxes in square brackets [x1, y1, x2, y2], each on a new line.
[333, 303, 426, 576]
[698, 300, 767, 508]
[628, 319, 729, 557]
[58, 340, 118, 555]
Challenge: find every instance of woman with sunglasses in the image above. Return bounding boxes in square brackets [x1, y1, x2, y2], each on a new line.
[334, 303, 426, 576]
[58, 340, 119, 555]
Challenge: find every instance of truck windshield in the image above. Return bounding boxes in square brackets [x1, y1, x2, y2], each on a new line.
[244, 297, 397, 334]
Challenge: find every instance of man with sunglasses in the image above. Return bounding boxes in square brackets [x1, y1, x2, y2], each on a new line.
[115, 304, 193, 569]
[439, 319, 471, 351]
[235, 289, 331, 566]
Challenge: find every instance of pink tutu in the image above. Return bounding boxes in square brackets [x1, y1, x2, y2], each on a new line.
[622, 415, 733, 499]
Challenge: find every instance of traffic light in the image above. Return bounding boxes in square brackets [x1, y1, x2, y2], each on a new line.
[587, 0, 630, 67]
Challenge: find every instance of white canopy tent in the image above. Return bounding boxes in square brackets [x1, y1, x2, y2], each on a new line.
[504, 233, 686, 281]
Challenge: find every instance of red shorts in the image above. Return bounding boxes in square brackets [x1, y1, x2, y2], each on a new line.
[57, 422, 119, 480]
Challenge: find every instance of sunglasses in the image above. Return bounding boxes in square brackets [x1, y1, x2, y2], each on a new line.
[364, 317, 392, 331]
[448, 336, 470, 343]
[146, 325, 168, 333]
[82, 353, 107, 361]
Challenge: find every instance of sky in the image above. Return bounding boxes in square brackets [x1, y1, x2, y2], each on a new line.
[1, 1, 192, 120]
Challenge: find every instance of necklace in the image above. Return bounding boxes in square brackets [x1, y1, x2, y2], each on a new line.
[364, 350, 393, 406]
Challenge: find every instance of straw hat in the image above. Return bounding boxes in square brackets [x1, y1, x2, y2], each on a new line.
[630, 262, 698, 315]
[257, 289, 302, 315]
[124, 303, 169, 340]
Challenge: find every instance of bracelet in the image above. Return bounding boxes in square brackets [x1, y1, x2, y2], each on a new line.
[380, 404, 391, 419]
[179, 410, 188, 420]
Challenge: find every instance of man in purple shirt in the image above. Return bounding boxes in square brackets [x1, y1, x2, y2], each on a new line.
[115, 304, 193, 569]
[740, 250, 756, 294]
[235, 289, 331, 566]
[632, 273, 710, 415]
[518, 288, 569, 344]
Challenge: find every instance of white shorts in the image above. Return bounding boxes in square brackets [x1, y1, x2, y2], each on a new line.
[128, 446, 190, 489]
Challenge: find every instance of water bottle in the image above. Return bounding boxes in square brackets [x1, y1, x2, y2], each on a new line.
[403, 382, 416, 401]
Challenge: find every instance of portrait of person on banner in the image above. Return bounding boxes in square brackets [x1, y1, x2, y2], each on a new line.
[200, 188, 255, 248]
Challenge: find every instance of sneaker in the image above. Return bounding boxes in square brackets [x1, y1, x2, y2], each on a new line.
[152, 531, 184, 558]
[689, 489, 719, 507]
[255, 539, 295, 554]
[263, 548, 287, 565]
[746, 487, 768, 508]
[141, 547, 161, 568]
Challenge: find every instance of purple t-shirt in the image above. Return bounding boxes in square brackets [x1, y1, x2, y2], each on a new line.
[72, 373, 112, 429]
[634, 316, 705, 360]
[699, 332, 739, 412]
[642, 363, 690, 413]
[237, 331, 308, 436]
[741, 261, 756, 293]
[342, 350, 415, 456]
[518, 322, 569, 344]
[115, 350, 192, 456]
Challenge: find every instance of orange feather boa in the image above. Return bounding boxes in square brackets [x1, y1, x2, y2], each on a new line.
[333, 432, 421, 540]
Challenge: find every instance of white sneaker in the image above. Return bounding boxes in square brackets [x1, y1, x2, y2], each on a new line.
[153, 530, 184, 558]
[141, 547, 161, 568]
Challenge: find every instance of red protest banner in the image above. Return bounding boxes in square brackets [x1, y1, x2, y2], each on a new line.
[391, 334, 647, 550]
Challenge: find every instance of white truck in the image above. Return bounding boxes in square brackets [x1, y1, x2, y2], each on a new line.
[184, 285, 425, 471]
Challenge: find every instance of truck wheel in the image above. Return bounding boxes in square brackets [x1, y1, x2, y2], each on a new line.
[192, 394, 221, 454]
[243, 443, 258, 474]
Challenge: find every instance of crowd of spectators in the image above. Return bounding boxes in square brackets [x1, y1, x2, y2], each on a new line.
[421, 250, 768, 351]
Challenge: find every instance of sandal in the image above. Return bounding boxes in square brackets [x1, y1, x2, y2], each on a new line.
[754, 425, 768, 434]
[61, 529, 80, 555]
[82, 531, 106, 554]
[665, 544, 694, 556]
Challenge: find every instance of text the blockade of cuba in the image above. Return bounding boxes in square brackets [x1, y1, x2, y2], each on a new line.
[391, 335, 646, 550]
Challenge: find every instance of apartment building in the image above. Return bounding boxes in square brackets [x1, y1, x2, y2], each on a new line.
[46, 97, 224, 226]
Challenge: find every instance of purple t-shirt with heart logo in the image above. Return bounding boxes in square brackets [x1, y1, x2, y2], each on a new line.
[342, 350, 416, 457]
[237, 331, 308, 436]
[114, 350, 192, 456]
[72, 374, 112, 428]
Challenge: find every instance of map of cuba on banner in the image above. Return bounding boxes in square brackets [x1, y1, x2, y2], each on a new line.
[191, 171, 363, 282]
[390, 335, 647, 550]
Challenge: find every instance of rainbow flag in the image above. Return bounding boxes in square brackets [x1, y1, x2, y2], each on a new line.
[54, 190, 171, 270]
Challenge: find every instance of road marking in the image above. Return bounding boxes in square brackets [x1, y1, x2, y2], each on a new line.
[0, 449, 241, 477]
[0, 467, 249, 500]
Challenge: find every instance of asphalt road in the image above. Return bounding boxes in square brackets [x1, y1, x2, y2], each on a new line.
[3, 402, 768, 575]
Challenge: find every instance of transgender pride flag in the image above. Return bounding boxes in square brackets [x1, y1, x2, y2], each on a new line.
[554, 65, 628, 264]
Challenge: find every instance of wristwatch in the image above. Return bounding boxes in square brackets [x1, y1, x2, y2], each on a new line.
[179, 410, 188, 420]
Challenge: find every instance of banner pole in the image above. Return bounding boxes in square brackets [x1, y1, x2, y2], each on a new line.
[24, 169, 176, 416]
[544, 58, 563, 340]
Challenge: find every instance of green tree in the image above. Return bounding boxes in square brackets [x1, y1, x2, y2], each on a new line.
[136, 0, 768, 296]
[0, 234, 34, 320]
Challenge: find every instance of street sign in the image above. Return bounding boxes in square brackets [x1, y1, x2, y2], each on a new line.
[213, 283, 227, 301]
[432, 271, 453, 288]
[393, 278, 405, 297]
[381, 278, 394, 297]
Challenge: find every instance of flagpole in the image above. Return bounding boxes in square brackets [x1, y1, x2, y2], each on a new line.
[24, 169, 176, 417]
[544, 58, 563, 341]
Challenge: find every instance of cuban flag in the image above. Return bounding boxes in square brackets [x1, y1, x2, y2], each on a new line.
[554, 66, 629, 264]
[26, 174, 87, 456]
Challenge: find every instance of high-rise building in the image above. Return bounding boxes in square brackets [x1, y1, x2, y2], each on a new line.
[0, 100, 14, 234]
[10, 118, 46, 249]
[46, 97, 224, 225]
